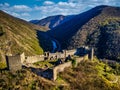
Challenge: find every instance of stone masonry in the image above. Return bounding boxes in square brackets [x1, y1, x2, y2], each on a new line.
[6, 54, 22, 72]
[5, 47, 94, 72]
[53, 54, 89, 81]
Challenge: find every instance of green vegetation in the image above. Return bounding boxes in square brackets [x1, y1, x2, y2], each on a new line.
[0, 10, 48, 61]
[0, 25, 4, 36]
[108, 62, 120, 75]
[0, 58, 120, 90]
[64, 7, 120, 61]
[98, 18, 120, 60]
[71, 59, 77, 67]
[0, 69, 59, 90]
[33, 60, 57, 68]
[0, 62, 6, 69]
[58, 58, 120, 90]
[99, 18, 120, 26]
[85, 17, 120, 60]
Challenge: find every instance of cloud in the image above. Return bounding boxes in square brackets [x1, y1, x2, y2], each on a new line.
[0, 3, 32, 13]
[34, 0, 120, 19]
[3, 10, 20, 17]
[12, 5, 32, 12]
[0, 3, 31, 20]
[34, 1, 86, 18]
[0, 2, 9, 7]
[0, 0, 120, 20]
[11, 12, 20, 17]
[21, 12, 30, 16]
[43, 1, 55, 5]
[0, 2, 10, 10]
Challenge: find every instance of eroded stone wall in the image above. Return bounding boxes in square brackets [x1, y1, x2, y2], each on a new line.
[25, 55, 44, 64]
[46, 49, 76, 60]
[5, 47, 92, 72]
[53, 54, 89, 81]
[6, 54, 22, 72]
[53, 61, 72, 80]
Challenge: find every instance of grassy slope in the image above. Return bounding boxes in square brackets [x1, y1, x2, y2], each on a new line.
[69, 17, 120, 60]
[0, 58, 120, 90]
[0, 10, 47, 61]
[58, 58, 120, 90]
[0, 69, 57, 90]
[68, 6, 120, 60]
[47, 5, 120, 60]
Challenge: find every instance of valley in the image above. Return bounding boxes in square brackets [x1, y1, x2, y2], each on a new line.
[42, 5, 120, 60]
[0, 4, 120, 90]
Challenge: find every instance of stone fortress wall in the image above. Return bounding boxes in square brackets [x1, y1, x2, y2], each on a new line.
[45, 49, 76, 60]
[24, 55, 44, 64]
[65, 49, 76, 56]
[5, 47, 93, 75]
[5, 53, 44, 72]
[53, 54, 88, 80]
[53, 61, 72, 80]
[5, 49, 77, 72]
[6, 54, 22, 72]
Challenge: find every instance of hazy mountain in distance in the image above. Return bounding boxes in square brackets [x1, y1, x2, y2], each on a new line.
[30, 15, 75, 29]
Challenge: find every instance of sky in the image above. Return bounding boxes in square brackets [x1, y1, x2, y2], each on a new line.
[0, 0, 120, 21]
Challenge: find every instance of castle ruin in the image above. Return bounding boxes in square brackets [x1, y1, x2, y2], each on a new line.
[5, 47, 94, 73]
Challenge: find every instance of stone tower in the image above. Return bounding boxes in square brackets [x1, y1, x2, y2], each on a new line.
[89, 47, 94, 60]
[6, 54, 22, 72]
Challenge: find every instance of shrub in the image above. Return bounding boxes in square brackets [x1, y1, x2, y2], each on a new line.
[0, 26, 4, 36]
[0, 62, 6, 69]
[72, 59, 77, 67]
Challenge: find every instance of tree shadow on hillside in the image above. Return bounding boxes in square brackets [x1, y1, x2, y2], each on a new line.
[36, 30, 52, 52]
[47, 6, 106, 49]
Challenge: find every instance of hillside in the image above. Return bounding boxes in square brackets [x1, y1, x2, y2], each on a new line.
[30, 15, 75, 29]
[47, 5, 120, 60]
[0, 58, 120, 90]
[59, 59, 120, 90]
[0, 10, 47, 61]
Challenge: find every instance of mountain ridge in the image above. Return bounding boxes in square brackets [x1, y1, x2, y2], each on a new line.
[30, 14, 75, 29]
[30, 15, 65, 29]
[47, 5, 120, 60]
[47, 5, 108, 41]
[0, 10, 47, 61]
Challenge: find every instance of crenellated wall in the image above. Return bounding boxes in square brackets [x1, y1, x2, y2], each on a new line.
[48, 52, 65, 60]
[45, 49, 77, 60]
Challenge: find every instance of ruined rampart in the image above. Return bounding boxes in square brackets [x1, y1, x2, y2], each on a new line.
[25, 55, 44, 64]
[65, 49, 76, 56]
[53, 61, 72, 80]
[5, 47, 93, 73]
[53, 54, 88, 81]
[6, 54, 22, 72]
